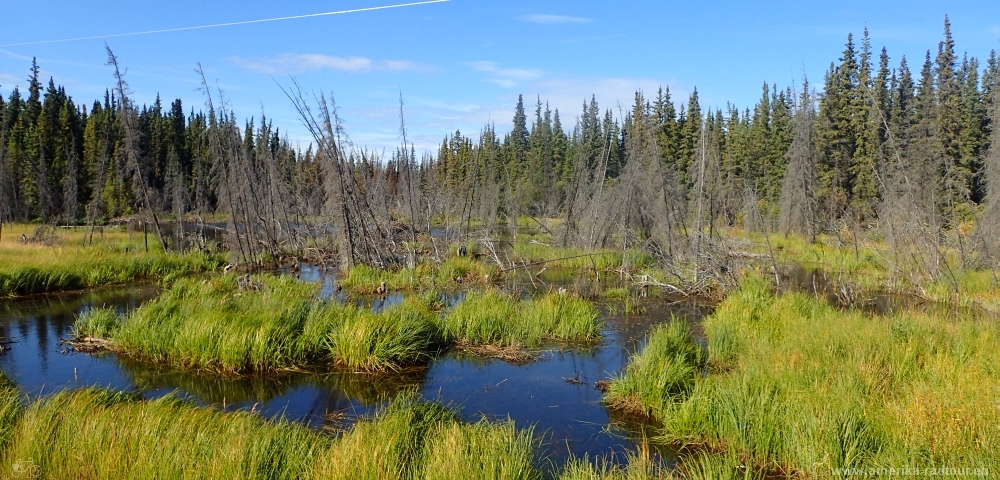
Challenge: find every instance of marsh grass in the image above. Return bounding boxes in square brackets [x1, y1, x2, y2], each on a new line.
[510, 242, 654, 271]
[557, 454, 671, 480]
[108, 275, 320, 373]
[438, 290, 602, 347]
[604, 321, 705, 418]
[615, 275, 1000, 475]
[315, 397, 459, 479]
[0, 388, 327, 480]
[72, 307, 122, 339]
[322, 297, 444, 372]
[0, 224, 223, 297]
[86, 275, 445, 374]
[0, 377, 23, 454]
[341, 257, 496, 294]
[75, 276, 600, 374]
[763, 231, 1000, 311]
[0, 387, 539, 480]
[422, 420, 539, 480]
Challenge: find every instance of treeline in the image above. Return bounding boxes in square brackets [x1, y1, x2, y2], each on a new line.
[1, 17, 999, 275]
[0, 59, 327, 224]
[428, 83, 794, 224]
[427, 17, 998, 232]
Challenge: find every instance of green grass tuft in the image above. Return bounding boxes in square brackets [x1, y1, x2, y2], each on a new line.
[72, 307, 123, 339]
[75, 275, 602, 374]
[604, 320, 704, 418]
[323, 298, 443, 372]
[422, 420, 539, 480]
[439, 290, 602, 347]
[612, 275, 1000, 475]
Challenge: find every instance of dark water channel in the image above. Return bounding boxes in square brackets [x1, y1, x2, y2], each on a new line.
[0, 269, 712, 470]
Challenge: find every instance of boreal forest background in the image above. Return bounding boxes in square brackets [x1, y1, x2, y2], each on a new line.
[0, 17, 998, 238]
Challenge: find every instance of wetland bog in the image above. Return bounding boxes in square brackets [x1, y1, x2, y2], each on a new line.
[0, 263, 711, 476]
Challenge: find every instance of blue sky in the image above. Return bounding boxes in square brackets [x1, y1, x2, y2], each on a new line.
[2, 0, 999, 154]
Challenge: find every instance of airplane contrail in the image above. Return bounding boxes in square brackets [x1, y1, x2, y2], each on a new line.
[0, 0, 450, 48]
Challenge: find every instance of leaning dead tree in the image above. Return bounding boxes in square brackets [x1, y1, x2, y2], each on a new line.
[284, 81, 394, 268]
[106, 45, 168, 252]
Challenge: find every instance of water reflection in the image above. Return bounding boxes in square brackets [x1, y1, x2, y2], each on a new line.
[0, 274, 711, 469]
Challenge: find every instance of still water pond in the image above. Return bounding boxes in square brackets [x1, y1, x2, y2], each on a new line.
[0, 275, 710, 468]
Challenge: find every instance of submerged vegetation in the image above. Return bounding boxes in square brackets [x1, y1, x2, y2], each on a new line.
[74, 273, 602, 374]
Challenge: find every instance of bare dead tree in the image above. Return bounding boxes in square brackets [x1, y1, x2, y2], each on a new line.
[779, 81, 819, 241]
[106, 45, 168, 252]
[282, 80, 393, 268]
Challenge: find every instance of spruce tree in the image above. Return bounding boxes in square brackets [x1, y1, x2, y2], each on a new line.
[936, 15, 969, 212]
[850, 27, 880, 219]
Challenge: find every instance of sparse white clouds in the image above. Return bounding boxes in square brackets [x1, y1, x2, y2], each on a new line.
[465, 60, 684, 120]
[467, 61, 542, 88]
[520, 14, 592, 25]
[383, 59, 435, 73]
[0, 73, 20, 88]
[231, 54, 433, 74]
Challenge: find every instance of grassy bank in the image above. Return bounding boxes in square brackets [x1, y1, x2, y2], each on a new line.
[0, 386, 539, 480]
[75, 275, 602, 374]
[761, 231, 1000, 312]
[604, 320, 704, 419]
[607, 276, 1000, 476]
[0, 223, 223, 297]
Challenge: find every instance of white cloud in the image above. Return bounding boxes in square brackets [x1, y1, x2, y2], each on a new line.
[0, 73, 20, 88]
[231, 54, 432, 74]
[467, 61, 542, 88]
[520, 14, 593, 25]
[0, 48, 31, 61]
[383, 59, 436, 73]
